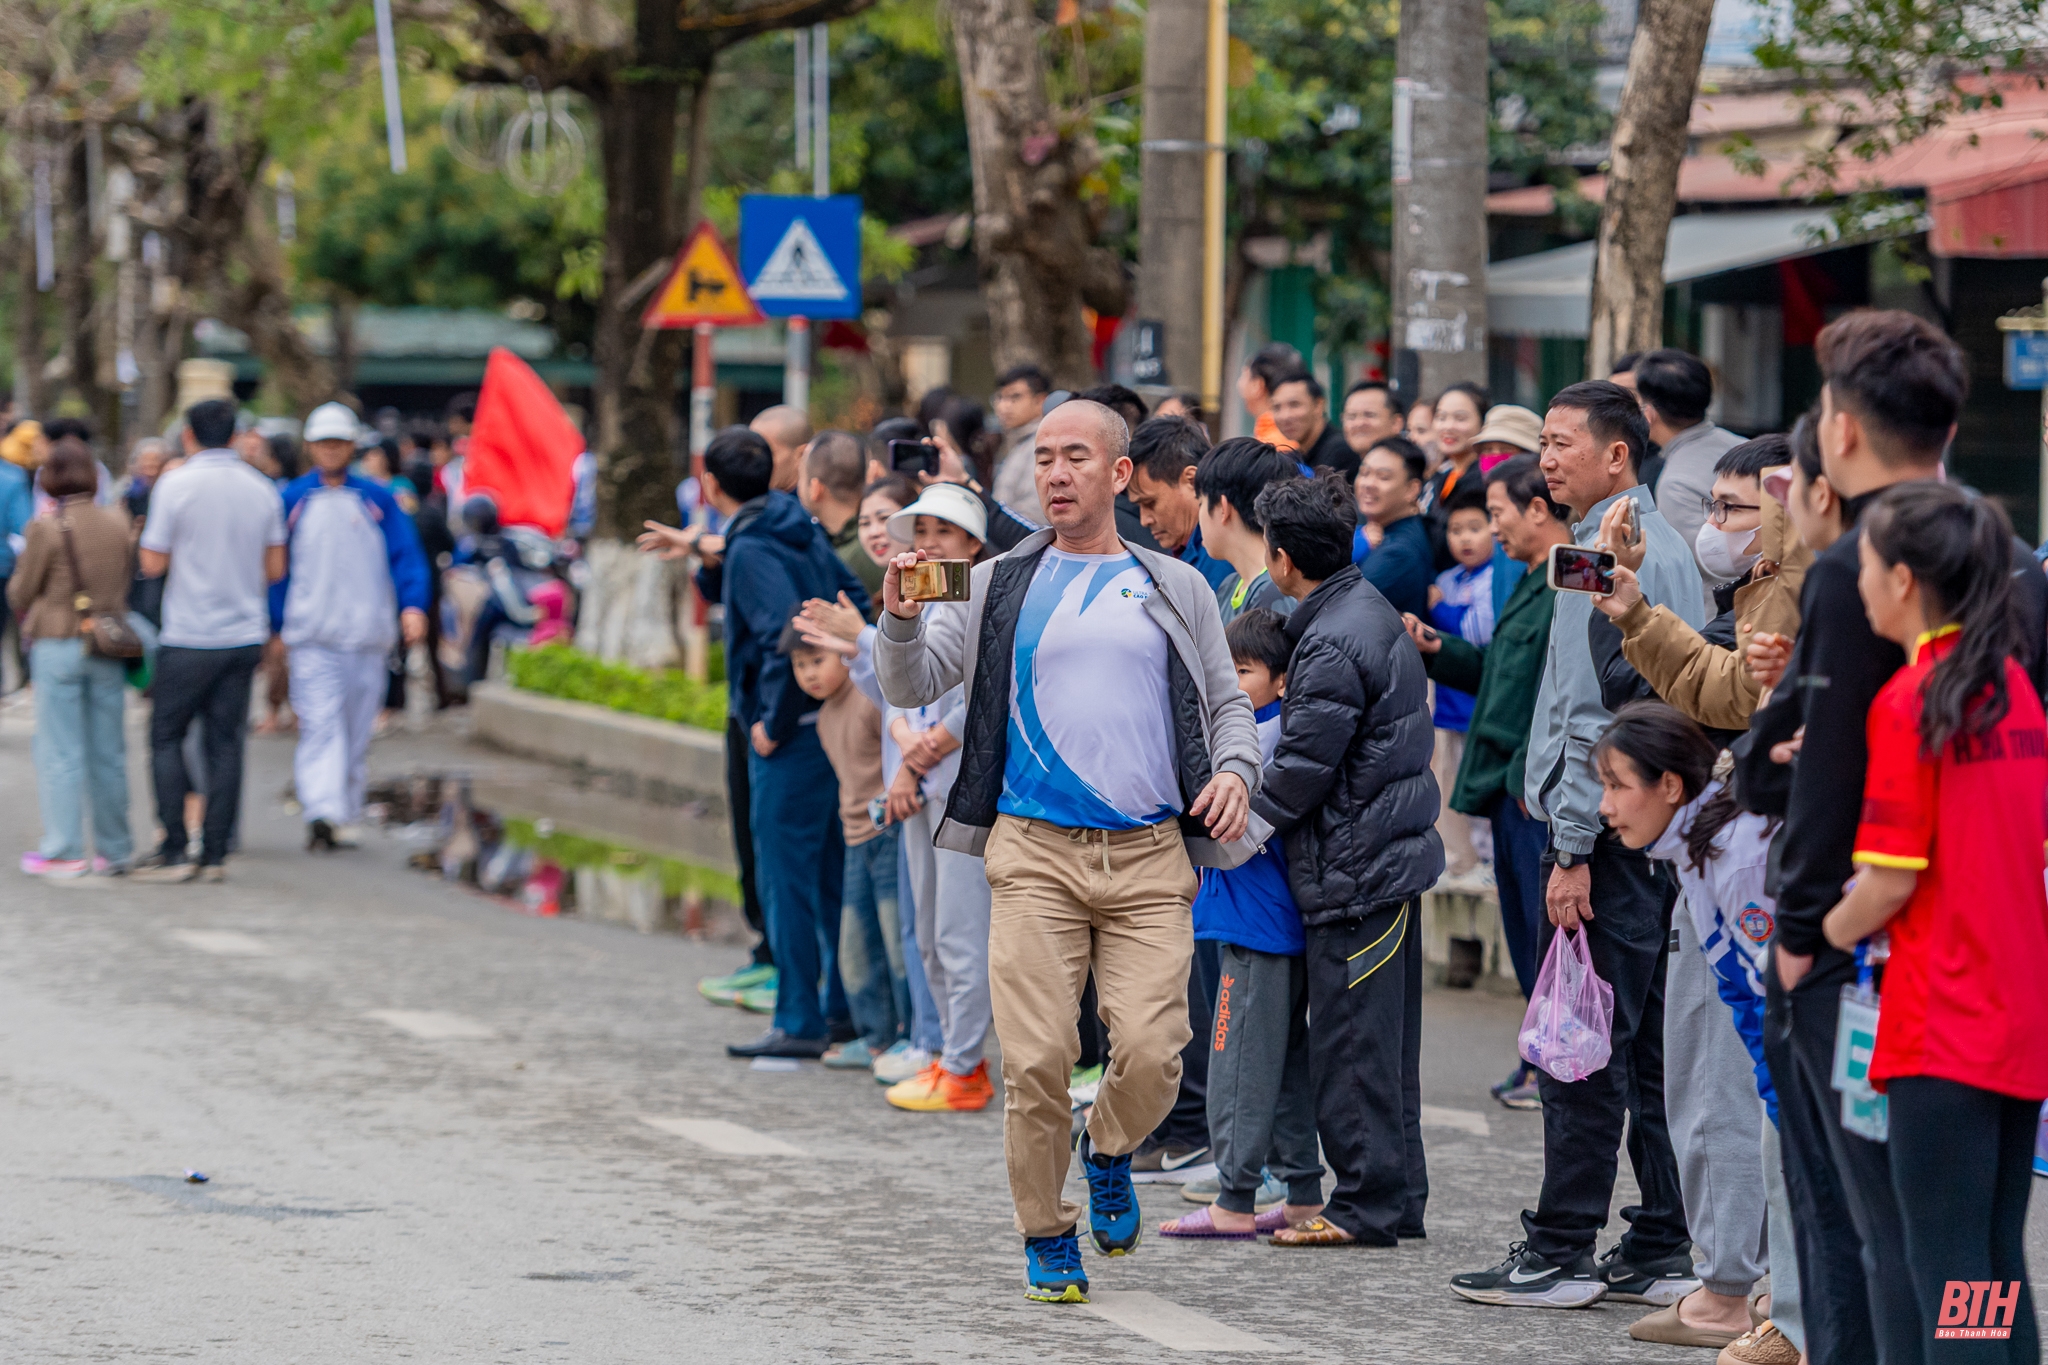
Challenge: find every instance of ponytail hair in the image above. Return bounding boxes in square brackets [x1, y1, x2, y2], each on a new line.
[1861, 482, 2019, 758]
[1593, 702, 1719, 866]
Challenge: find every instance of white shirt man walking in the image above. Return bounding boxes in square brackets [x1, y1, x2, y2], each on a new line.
[133, 399, 287, 882]
[278, 402, 431, 852]
[875, 399, 1261, 1304]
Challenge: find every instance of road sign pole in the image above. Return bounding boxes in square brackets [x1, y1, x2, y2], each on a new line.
[812, 24, 829, 198]
[785, 316, 811, 414]
[691, 322, 716, 457]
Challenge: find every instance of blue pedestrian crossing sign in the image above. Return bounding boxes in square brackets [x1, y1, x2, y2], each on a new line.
[739, 195, 863, 319]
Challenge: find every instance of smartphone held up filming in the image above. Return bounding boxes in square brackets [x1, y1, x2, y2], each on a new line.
[901, 558, 973, 602]
[1547, 543, 1617, 596]
[888, 439, 939, 478]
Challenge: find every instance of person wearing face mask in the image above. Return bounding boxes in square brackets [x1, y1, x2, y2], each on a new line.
[1589, 434, 1809, 732]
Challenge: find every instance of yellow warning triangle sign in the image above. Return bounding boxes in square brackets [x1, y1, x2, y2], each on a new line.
[641, 223, 766, 329]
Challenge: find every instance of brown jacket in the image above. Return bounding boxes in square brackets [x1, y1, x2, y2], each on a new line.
[1614, 486, 1809, 730]
[815, 678, 885, 846]
[7, 497, 133, 640]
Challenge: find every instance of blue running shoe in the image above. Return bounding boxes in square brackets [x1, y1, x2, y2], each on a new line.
[1024, 1231, 1089, 1303]
[1078, 1131, 1140, 1256]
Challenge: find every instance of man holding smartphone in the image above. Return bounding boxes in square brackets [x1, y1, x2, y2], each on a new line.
[1450, 381, 1707, 1312]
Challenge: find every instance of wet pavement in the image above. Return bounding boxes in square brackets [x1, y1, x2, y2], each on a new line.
[0, 699, 2040, 1362]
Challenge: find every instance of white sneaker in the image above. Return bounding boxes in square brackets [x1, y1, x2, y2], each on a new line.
[871, 1042, 933, 1086]
[333, 824, 363, 848]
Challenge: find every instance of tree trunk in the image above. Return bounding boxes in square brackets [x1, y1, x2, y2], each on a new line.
[1390, 0, 1490, 406]
[58, 131, 116, 438]
[588, 0, 698, 545]
[949, 0, 1126, 387]
[1586, 0, 1715, 377]
[16, 215, 46, 417]
[1136, 0, 1207, 397]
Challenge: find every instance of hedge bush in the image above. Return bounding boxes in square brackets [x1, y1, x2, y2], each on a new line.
[505, 643, 726, 732]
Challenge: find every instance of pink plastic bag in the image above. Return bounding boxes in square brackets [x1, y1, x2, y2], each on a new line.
[1517, 927, 1614, 1083]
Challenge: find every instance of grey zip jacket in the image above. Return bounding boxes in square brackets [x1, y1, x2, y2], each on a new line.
[874, 527, 1266, 868]
[1524, 484, 1708, 856]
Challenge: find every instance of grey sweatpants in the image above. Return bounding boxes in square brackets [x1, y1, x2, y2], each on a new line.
[1665, 908, 1768, 1296]
[902, 804, 993, 1076]
[1761, 1112, 1805, 1352]
[1207, 941, 1323, 1214]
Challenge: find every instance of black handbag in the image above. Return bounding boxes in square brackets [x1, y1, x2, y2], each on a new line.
[59, 512, 144, 660]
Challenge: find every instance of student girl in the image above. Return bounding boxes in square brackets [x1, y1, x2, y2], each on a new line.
[1829, 481, 2048, 1365]
[1594, 701, 1801, 1361]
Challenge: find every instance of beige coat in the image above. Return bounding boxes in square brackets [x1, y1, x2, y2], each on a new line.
[1614, 486, 1809, 730]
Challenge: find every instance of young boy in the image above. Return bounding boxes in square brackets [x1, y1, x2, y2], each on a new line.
[1160, 609, 1326, 1239]
[783, 621, 904, 1071]
[1425, 480, 1517, 876]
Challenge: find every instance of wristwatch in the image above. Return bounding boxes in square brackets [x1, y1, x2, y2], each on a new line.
[1553, 848, 1579, 870]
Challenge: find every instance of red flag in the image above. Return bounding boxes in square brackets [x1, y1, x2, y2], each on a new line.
[463, 347, 584, 537]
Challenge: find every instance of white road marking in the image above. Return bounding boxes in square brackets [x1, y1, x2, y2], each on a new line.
[748, 1056, 803, 1073]
[638, 1117, 804, 1156]
[1421, 1104, 1490, 1137]
[171, 930, 273, 956]
[366, 1009, 495, 1040]
[1082, 1291, 1281, 1352]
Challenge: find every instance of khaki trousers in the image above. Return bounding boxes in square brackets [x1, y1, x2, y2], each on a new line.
[983, 814, 1198, 1238]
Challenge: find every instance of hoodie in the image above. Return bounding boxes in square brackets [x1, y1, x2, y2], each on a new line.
[714, 490, 872, 745]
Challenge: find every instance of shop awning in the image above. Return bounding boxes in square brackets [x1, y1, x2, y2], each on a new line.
[1488, 209, 1842, 338]
[1489, 81, 2048, 259]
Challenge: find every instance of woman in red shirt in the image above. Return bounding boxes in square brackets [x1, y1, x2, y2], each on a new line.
[1827, 481, 2048, 1363]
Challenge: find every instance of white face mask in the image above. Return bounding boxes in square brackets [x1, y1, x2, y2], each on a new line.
[1695, 520, 1761, 581]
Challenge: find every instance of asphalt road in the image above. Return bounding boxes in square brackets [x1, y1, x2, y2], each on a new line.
[0, 701, 2039, 1363]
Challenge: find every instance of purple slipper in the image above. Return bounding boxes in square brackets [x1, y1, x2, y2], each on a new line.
[1158, 1205, 1256, 1240]
[1254, 1206, 1293, 1234]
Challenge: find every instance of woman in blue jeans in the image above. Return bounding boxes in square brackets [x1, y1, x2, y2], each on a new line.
[7, 439, 135, 876]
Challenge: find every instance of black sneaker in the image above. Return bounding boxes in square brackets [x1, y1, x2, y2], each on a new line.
[724, 1029, 829, 1059]
[1596, 1243, 1702, 1305]
[1129, 1141, 1211, 1177]
[1449, 1242, 1608, 1308]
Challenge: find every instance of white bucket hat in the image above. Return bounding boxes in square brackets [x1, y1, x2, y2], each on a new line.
[887, 482, 988, 548]
[303, 402, 360, 444]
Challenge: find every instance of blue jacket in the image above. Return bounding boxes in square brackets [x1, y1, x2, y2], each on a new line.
[1193, 700, 1304, 954]
[1353, 513, 1433, 618]
[705, 491, 871, 744]
[269, 472, 431, 645]
[0, 461, 30, 577]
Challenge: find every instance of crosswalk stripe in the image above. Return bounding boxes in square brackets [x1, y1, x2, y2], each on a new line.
[637, 1116, 804, 1156]
[171, 930, 272, 957]
[366, 1009, 495, 1040]
[1082, 1290, 1281, 1352]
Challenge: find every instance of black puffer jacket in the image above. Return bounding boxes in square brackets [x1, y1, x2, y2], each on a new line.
[1252, 565, 1444, 925]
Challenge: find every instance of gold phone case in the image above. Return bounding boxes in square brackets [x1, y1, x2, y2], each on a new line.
[902, 559, 972, 602]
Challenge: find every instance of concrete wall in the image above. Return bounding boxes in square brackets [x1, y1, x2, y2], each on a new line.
[466, 682, 735, 873]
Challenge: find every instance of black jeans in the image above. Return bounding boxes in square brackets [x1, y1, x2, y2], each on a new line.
[1765, 963, 1918, 1364]
[724, 715, 770, 967]
[1522, 838, 1687, 1265]
[1305, 900, 1423, 1245]
[1889, 1076, 2039, 1365]
[150, 645, 262, 866]
[1150, 938, 1220, 1150]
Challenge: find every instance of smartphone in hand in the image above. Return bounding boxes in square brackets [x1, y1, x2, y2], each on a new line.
[1548, 543, 1617, 596]
[888, 439, 939, 478]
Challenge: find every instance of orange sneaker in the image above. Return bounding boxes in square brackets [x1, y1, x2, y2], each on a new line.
[886, 1060, 994, 1111]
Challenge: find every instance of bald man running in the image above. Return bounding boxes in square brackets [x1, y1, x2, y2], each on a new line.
[876, 399, 1262, 1304]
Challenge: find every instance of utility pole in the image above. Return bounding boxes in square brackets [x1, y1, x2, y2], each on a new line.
[1136, 0, 1209, 406]
[784, 23, 830, 414]
[1389, 0, 1488, 409]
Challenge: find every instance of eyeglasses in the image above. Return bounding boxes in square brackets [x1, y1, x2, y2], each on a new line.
[1701, 495, 1760, 526]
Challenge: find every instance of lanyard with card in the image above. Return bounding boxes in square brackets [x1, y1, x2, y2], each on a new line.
[1830, 940, 1888, 1143]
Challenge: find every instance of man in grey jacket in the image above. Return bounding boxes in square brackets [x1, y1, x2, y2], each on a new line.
[1452, 380, 1705, 1310]
[875, 398, 1260, 1306]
